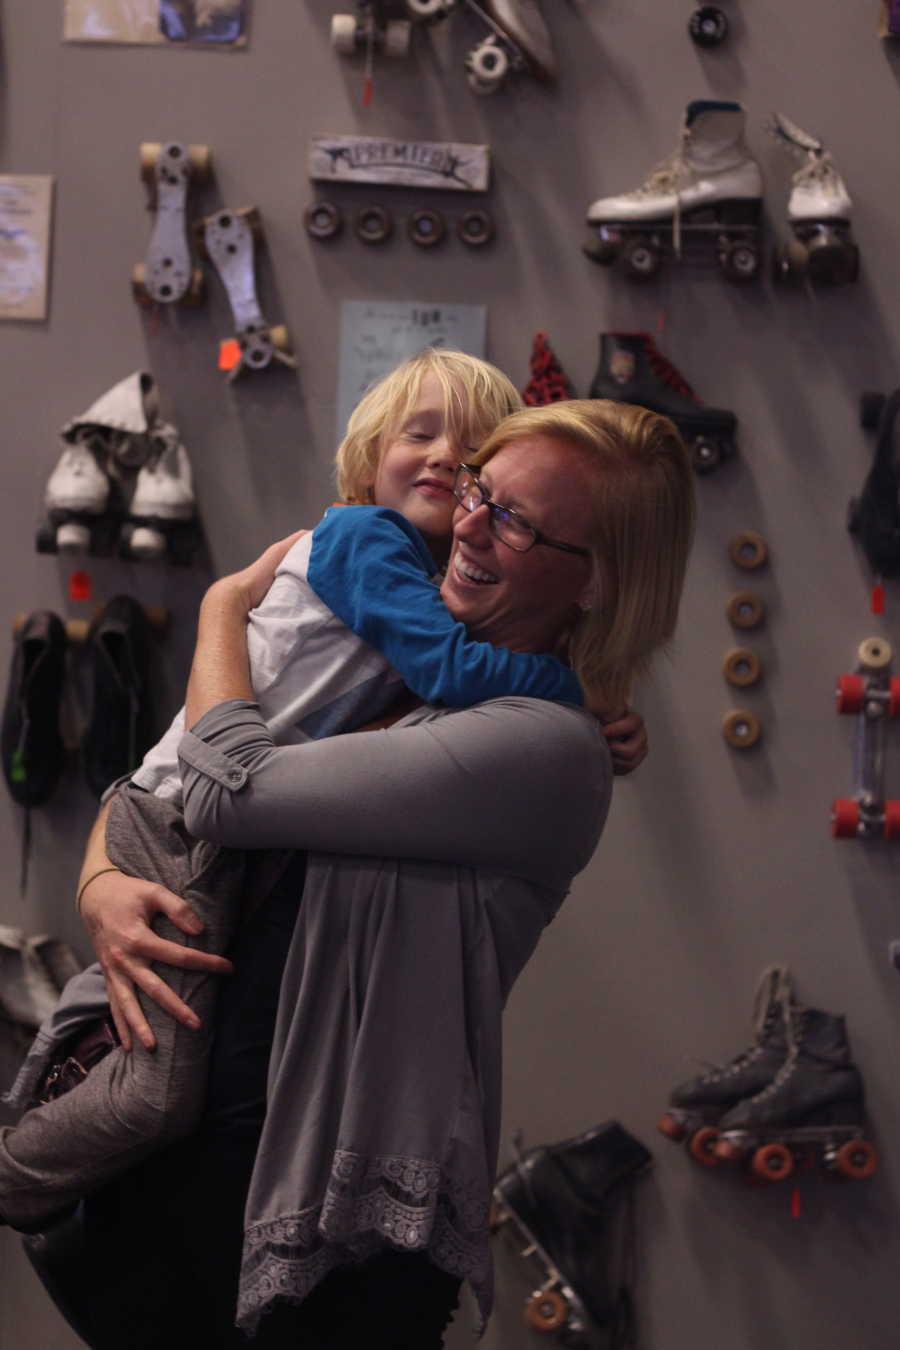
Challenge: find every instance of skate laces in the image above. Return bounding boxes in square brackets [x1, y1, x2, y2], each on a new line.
[640, 336, 697, 401]
[767, 112, 842, 193]
[697, 965, 794, 1084]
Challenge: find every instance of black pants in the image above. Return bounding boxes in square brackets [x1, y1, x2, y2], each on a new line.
[80, 854, 461, 1349]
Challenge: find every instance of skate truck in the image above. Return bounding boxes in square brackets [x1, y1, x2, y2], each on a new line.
[304, 133, 494, 249]
[132, 142, 211, 307]
[590, 331, 737, 474]
[583, 101, 763, 282]
[659, 967, 878, 1186]
[832, 637, 900, 841]
[848, 389, 900, 588]
[768, 112, 859, 285]
[330, 0, 556, 98]
[491, 1122, 651, 1345]
[195, 208, 296, 379]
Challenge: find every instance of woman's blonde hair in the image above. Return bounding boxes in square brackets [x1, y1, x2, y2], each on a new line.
[335, 348, 522, 504]
[472, 399, 696, 714]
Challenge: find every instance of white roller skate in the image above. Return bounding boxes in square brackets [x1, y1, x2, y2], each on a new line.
[769, 112, 859, 285]
[40, 435, 111, 556]
[121, 425, 198, 564]
[584, 100, 763, 282]
[407, 0, 555, 93]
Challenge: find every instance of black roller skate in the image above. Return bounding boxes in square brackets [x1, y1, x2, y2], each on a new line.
[713, 1002, 877, 1183]
[658, 966, 793, 1166]
[492, 1120, 652, 1346]
[590, 331, 737, 474]
[583, 101, 763, 283]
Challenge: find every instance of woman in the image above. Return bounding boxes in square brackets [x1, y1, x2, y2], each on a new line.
[75, 399, 694, 1347]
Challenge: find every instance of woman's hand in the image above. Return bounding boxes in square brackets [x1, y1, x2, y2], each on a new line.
[80, 869, 233, 1052]
[216, 531, 307, 614]
[602, 707, 648, 776]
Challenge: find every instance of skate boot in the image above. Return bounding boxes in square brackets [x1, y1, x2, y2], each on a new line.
[37, 434, 112, 556]
[769, 112, 859, 285]
[848, 387, 900, 580]
[658, 966, 793, 1166]
[120, 423, 198, 564]
[522, 332, 575, 405]
[713, 1001, 877, 1182]
[492, 1120, 652, 1342]
[584, 100, 763, 282]
[590, 332, 737, 474]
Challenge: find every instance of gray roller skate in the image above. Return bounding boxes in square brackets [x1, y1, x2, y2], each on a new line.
[584, 100, 763, 282]
[406, 0, 555, 93]
[769, 112, 859, 285]
[713, 1001, 877, 1182]
[590, 332, 738, 474]
[658, 967, 793, 1166]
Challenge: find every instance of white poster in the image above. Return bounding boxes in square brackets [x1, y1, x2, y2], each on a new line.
[0, 176, 54, 321]
[337, 300, 487, 442]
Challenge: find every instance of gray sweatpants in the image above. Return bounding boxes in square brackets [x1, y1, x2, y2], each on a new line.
[0, 788, 277, 1232]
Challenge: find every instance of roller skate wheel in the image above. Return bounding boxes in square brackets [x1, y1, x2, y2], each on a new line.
[722, 710, 761, 750]
[858, 636, 892, 670]
[126, 525, 167, 561]
[728, 530, 768, 570]
[751, 1142, 794, 1182]
[833, 1137, 877, 1179]
[860, 392, 886, 430]
[835, 674, 865, 714]
[466, 37, 509, 93]
[269, 324, 293, 356]
[691, 437, 722, 474]
[726, 591, 766, 631]
[354, 204, 394, 244]
[183, 266, 205, 307]
[889, 677, 900, 718]
[688, 1126, 721, 1167]
[831, 798, 860, 839]
[383, 19, 412, 56]
[883, 801, 900, 841]
[331, 14, 358, 53]
[712, 1136, 745, 1163]
[408, 207, 447, 248]
[139, 142, 165, 188]
[56, 521, 91, 555]
[525, 1288, 568, 1333]
[457, 209, 494, 247]
[621, 234, 661, 281]
[582, 228, 621, 265]
[304, 200, 343, 241]
[657, 1112, 687, 1142]
[405, 0, 451, 21]
[722, 647, 762, 688]
[720, 237, 761, 283]
[688, 5, 729, 45]
[131, 262, 154, 307]
[774, 237, 809, 282]
[186, 144, 211, 179]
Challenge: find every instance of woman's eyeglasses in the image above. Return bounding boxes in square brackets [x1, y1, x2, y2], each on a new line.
[452, 464, 591, 557]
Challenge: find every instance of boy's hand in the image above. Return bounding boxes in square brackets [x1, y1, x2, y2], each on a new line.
[603, 707, 648, 776]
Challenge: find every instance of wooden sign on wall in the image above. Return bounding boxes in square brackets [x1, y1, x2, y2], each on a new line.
[309, 136, 491, 194]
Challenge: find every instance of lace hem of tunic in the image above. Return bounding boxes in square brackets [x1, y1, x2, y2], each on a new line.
[236, 1148, 493, 1335]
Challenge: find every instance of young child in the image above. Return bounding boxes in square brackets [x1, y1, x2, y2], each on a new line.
[1, 349, 632, 1234]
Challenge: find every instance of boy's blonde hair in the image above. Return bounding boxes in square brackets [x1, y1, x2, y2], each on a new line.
[335, 348, 522, 504]
[472, 399, 696, 714]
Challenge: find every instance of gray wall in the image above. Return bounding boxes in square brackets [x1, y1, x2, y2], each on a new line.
[2, 2, 900, 1347]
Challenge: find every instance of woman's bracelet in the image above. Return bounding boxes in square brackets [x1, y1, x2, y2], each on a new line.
[76, 866, 122, 915]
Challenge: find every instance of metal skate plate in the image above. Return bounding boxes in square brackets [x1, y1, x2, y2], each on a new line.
[491, 1190, 597, 1346]
[143, 144, 195, 304]
[201, 209, 294, 378]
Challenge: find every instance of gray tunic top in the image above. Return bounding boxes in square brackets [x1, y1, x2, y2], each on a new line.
[178, 694, 611, 1335]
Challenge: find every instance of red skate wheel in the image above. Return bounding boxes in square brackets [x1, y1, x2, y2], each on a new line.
[883, 801, 900, 841]
[889, 678, 900, 718]
[836, 674, 865, 714]
[525, 1288, 567, 1333]
[688, 1126, 721, 1168]
[831, 799, 860, 839]
[658, 1112, 686, 1142]
[833, 1137, 877, 1180]
[713, 1136, 744, 1163]
[751, 1142, 794, 1182]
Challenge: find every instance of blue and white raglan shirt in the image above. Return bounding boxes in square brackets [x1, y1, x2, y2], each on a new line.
[132, 505, 582, 805]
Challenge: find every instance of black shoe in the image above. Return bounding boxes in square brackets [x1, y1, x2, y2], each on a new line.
[82, 596, 156, 799]
[1, 611, 68, 807]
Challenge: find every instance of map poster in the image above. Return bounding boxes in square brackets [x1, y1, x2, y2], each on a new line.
[0, 176, 54, 322]
[63, 1, 247, 46]
[337, 300, 487, 443]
